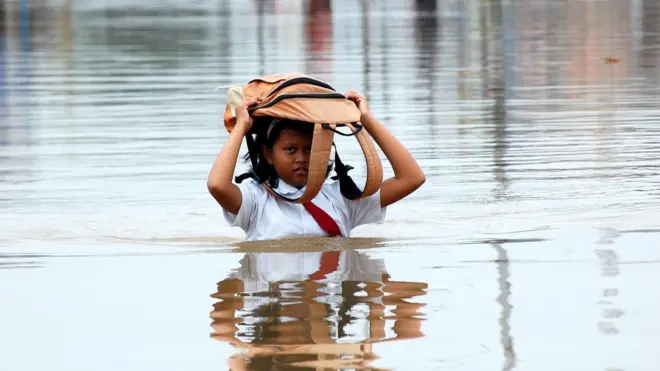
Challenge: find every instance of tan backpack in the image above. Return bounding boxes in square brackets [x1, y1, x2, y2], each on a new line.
[223, 73, 383, 204]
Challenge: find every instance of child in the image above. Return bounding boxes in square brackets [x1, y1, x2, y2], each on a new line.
[210, 249, 427, 367]
[207, 90, 425, 241]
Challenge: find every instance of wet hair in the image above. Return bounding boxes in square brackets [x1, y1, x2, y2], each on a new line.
[242, 117, 333, 188]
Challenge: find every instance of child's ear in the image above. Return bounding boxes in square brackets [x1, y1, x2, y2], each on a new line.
[262, 145, 273, 164]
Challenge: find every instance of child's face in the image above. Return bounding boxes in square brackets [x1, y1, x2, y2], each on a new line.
[266, 128, 312, 188]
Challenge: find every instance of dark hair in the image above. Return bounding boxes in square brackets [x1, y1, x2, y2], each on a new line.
[242, 117, 333, 188]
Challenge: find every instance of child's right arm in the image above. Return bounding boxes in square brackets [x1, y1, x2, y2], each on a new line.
[207, 98, 260, 215]
[344, 91, 426, 208]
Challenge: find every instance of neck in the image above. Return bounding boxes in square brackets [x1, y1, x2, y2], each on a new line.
[279, 178, 305, 190]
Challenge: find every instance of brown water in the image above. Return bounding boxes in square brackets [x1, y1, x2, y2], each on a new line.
[2, 0, 660, 370]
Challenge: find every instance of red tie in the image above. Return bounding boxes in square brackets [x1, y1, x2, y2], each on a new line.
[303, 201, 342, 237]
[302, 201, 342, 281]
[308, 251, 341, 281]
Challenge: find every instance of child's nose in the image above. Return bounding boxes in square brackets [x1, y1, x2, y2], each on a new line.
[295, 152, 310, 163]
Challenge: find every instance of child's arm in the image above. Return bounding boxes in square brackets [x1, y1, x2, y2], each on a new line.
[207, 98, 260, 214]
[345, 91, 426, 208]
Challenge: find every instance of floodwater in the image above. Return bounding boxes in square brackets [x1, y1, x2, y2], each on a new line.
[1, 0, 660, 370]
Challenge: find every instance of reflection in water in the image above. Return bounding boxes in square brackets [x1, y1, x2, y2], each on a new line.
[414, 0, 440, 150]
[483, 0, 510, 201]
[543, 0, 561, 101]
[216, 1, 232, 87]
[487, 2, 514, 360]
[78, 10, 208, 63]
[210, 244, 427, 370]
[359, 0, 371, 96]
[254, 0, 266, 76]
[641, 0, 659, 78]
[595, 247, 624, 371]
[479, 0, 489, 101]
[1, 0, 6, 125]
[493, 243, 516, 371]
[305, 0, 333, 78]
[456, 0, 472, 129]
[595, 248, 623, 335]
[564, 0, 632, 91]
[487, 0, 505, 112]
[2, 0, 32, 126]
[0, 253, 44, 269]
[2, 2, 660, 369]
[379, 1, 390, 110]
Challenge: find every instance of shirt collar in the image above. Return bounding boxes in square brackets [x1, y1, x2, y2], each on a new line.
[273, 178, 306, 197]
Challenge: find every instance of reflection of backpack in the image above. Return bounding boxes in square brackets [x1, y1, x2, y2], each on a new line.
[223, 73, 383, 204]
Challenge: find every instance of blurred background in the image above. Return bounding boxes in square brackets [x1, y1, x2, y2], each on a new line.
[1, 0, 660, 370]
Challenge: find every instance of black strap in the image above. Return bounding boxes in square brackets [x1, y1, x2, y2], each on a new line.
[244, 133, 259, 172]
[234, 171, 255, 183]
[322, 123, 365, 199]
[234, 132, 262, 184]
[330, 142, 354, 180]
[321, 123, 363, 137]
[330, 142, 363, 200]
[235, 123, 366, 201]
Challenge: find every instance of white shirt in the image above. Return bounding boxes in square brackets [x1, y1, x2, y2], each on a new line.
[223, 178, 387, 241]
[222, 250, 388, 343]
[228, 250, 388, 284]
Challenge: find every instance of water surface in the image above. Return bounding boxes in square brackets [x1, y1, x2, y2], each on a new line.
[1, 0, 660, 370]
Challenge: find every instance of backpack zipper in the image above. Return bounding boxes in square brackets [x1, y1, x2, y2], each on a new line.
[249, 92, 346, 113]
[266, 77, 335, 97]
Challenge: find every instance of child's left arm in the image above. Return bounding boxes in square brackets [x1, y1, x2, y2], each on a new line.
[345, 91, 426, 208]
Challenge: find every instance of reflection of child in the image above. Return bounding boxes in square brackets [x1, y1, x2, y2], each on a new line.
[228, 250, 388, 292]
[210, 249, 428, 370]
[207, 91, 425, 241]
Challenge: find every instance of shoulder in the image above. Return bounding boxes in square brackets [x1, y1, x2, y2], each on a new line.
[320, 179, 380, 205]
[237, 177, 268, 197]
[319, 180, 348, 204]
[321, 179, 387, 228]
[225, 177, 269, 217]
[222, 178, 269, 233]
[238, 177, 262, 189]
[237, 178, 273, 209]
[321, 179, 342, 194]
[320, 179, 380, 211]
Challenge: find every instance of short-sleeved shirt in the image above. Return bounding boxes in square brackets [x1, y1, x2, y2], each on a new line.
[223, 178, 387, 241]
[220, 250, 388, 343]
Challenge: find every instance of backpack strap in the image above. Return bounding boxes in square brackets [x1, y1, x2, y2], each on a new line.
[352, 122, 383, 199]
[329, 123, 383, 200]
[235, 122, 382, 202]
[237, 123, 334, 203]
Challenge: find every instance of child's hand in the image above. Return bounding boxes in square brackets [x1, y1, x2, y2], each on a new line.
[344, 90, 370, 117]
[235, 97, 262, 132]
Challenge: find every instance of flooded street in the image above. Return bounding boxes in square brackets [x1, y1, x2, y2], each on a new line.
[2, 0, 660, 370]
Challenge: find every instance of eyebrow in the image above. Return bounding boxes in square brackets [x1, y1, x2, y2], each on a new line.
[280, 142, 311, 147]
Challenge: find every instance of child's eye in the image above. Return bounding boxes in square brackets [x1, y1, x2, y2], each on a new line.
[285, 147, 296, 153]
[304, 147, 311, 153]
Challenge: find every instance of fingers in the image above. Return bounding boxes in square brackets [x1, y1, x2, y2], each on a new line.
[237, 97, 263, 110]
[344, 90, 362, 98]
[344, 90, 367, 104]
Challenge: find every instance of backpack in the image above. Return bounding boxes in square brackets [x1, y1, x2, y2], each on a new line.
[223, 73, 383, 204]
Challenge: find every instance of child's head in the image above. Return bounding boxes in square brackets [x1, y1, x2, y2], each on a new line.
[248, 117, 330, 189]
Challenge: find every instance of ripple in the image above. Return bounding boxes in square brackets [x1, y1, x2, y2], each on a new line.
[1, 1, 660, 370]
